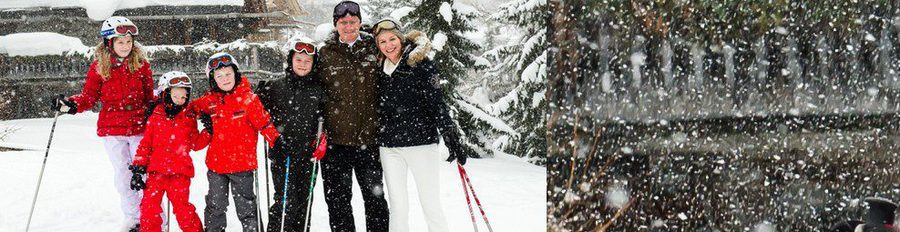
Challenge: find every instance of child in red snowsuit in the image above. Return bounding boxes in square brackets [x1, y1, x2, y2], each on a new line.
[191, 53, 280, 232]
[131, 71, 210, 232]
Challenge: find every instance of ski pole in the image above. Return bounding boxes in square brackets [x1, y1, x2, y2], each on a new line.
[279, 155, 292, 232]
[264, 141, 271, 212]
[302, 161, 318, 232]
[302, 118, 325, 232]
[166, 199, 171, 232]
[458, 162, 479, 232]
[254, 170, 264, 232]
[25, 112, 60, 232]
[459, 163, 494, 232]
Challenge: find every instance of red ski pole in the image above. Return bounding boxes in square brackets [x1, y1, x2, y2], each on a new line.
[458, 163, 479, 232]
[458, 163, 494, 232]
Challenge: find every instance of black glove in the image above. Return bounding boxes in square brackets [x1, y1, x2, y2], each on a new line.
[49, 94, 77, 115]
[274, 136, 291, 150]
[128, 165, 146, 190]
[200, 113, 213, 134]
[144, 100, 158, 120]
[444, 134, 470, 165]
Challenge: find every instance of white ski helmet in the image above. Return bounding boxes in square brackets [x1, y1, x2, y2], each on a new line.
[155, 71, 192, 97]
[100, 16, 139, 40]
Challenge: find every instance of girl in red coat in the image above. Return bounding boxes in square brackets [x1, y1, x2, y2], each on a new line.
[191, 52, 280, 232]
[48, 16, 155, 232]
[130, 71, 210, 232]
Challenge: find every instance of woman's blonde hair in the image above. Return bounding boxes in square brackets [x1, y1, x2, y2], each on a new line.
[92, 38, 148, 80]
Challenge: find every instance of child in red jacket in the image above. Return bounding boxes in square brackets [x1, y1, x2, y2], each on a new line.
[130, 71, 210, 232]
[48, 16, 156, 232]
[191, 53, 280, 232]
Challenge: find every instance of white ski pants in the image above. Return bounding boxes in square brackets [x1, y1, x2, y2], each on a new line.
[102, 135, 168, 227]
[379, 143, 450, 232]
[103, 135, 143, 224]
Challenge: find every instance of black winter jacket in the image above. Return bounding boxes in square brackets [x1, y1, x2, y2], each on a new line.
[376, 31, 459, 148]
[258, 69, 327, 159]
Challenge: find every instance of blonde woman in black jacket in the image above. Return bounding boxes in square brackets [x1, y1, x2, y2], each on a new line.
[373, 18, 472, 232]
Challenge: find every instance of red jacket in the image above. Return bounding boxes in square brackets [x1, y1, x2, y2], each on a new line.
[69, 57, 155, 137]
[191, 76, 279, 174]
[132, 104, 210, 177]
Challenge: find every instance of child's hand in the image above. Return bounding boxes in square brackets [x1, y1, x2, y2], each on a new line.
[49, 94, 77, 115]
[128, 165, 146, 190]
[200, 114, 213, 134]
[312, 132, 328, 161]
[130, 173, 145, 190]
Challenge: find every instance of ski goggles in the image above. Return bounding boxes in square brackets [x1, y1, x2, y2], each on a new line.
[101, 25, 139, 38]
[207, 54, 235, 71]
[333, 1, 360, 18]
[373, 19, 402, 36]
[292, 41, 316, 55]
[168, 75, 191, 86]
[116, 25, 139, 35]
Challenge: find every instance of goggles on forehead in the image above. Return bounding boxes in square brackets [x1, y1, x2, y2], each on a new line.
[292, 41, 316, 55]
[374, 19, 402, 36]
[101, 25, 139, 38]
[207, 54, 234, 71]
[168, 76, 191, 86]
[333, 1, 360, 18]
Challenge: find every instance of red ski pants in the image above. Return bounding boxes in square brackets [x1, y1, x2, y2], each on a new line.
[140, 173, 202, 232]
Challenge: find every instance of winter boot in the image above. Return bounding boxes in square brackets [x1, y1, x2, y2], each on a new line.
[128, 223, 140, 232]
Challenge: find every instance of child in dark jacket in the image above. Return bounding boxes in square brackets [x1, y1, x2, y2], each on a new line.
[257, 38, 328, 232]
[191, 52, 280, 232]
[130, 71, 210, 232]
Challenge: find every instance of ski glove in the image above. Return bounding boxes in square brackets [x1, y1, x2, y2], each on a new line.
[444, 133, 469, 165]
[128, 165, 146, 191]
[50, 94, 77, 115]
[144, 100, 158, 120]
[272, 136, 290, 151]
[312, 132, 328, 161]
[200, 113, 213, 134]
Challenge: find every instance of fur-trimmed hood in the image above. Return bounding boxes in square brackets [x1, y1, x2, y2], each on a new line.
[401, 30, 432, 67]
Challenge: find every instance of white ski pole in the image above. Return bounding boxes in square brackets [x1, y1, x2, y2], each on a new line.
[25, 112, 60, 232]
[303, 118, 325, 232]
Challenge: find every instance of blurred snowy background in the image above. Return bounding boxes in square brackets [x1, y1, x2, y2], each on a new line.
[547, 1, 900, 231]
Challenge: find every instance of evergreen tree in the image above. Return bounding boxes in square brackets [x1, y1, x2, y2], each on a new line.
[484, 0, 548, 165]
[363, 0, 414, 22]
[403, 0, 510, 157]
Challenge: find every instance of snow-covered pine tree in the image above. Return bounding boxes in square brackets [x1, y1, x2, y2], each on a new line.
[483, 0, 547, 165]
[363, 0, 413, 22]
[402, 0, 511, 157]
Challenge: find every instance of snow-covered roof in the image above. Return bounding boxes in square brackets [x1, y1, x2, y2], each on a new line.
[0, 0, 244, 21]
[0, 32, 90, 57]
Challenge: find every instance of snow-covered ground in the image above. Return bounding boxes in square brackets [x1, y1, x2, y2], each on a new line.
[0, 113, 545, 231]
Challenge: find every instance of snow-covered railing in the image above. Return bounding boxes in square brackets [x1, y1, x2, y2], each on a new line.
[0, 39, 286, 81]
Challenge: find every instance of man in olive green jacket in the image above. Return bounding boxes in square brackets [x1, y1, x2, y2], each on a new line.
[314, 1, 389, 231]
